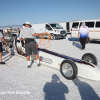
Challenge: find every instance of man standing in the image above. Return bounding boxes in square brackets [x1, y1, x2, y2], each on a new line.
[78, 22, 89, 50]
[0, 32, 8, 64]
[19, 22, 46, 68]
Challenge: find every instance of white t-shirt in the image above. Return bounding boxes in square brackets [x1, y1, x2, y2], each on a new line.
[0, 32, 3, 42]
[79, 26, 89, 38]
[19, 27, 35, 39]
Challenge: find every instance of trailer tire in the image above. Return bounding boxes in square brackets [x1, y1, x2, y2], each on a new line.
[81, 53, 98, 66]
[60, 59, 78, 80]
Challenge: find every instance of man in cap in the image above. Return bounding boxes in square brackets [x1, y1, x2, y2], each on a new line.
[78, 22, 89, 50]
[0, 32, 8, 64]
[19, 22, 46, 68]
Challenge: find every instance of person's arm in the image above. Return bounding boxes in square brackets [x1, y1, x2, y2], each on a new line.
[33, 32, 46, 37]
[19, 38, 25, 41]
[88, 32, 89, 38]
[87, 27, 89, 38]
[78, 27, 81, 38]
[1, 37, 7, 45]
[78, 32, 80, 38]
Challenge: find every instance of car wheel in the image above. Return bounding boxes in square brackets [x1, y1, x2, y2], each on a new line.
[81, 53, 98, 66]
[60, 59, 78, 80]
[50, 34, 55, 40]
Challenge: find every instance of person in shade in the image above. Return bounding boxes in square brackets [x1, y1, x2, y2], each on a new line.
[0, 32, 8, 64]
[78, 22, 89, 50]
[19, 22, 46, 68]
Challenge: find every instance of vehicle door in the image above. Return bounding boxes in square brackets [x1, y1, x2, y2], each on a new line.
[95, 21, 100, 39]
[71, 22, 79, 38]
[45, 24, 53, 33]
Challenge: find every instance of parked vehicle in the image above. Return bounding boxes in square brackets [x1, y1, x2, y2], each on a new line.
[71, 19, 100, 43]
[13, 37, 100, 81]
[58, 21, 72, 34]
[31, 23, 67, 40]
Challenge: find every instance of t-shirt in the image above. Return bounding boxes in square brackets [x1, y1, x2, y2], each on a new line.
[0, 32, 3, 42]
[19, 27, 35, 39]
[79, 26, 89, 38]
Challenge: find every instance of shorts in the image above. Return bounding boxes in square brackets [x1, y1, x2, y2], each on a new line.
[25, 41, 37, 56]
[0, 42, 3, 52]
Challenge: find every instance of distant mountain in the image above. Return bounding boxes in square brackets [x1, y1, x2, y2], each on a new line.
[0, 24, 23, 29]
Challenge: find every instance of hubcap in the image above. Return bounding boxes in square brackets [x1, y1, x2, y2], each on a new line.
[62, 63, 73, 77]
[83, 56, 94, 64]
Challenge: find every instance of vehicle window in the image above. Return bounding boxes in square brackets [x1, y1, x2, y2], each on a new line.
[79, 22, 82, 27]
[72, 22, 79, 28]
[46, 24, 52, 30]
[85, 22, 94, 28]
[50, 24, 63, 29]
[96, 21, 100, 27]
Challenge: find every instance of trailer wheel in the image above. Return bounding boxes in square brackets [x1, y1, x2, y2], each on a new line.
[60, 60, 78, 80]
[50, 34, 55, 40]
[81, 53, 98, 66]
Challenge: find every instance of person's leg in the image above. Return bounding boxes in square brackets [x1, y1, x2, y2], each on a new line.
[35, 54, 39, 60]
[0, 42, 5, 64]
[0, 52, 2, 62]
[35, 54, 40, 66]
[30, 41, 41, 67]
[25, 43, 32, 68]
[83, 38, 87, 49]
[27, 55, 30, 61]
[80, 38, 84, 49]
[82, 39, 85, 49]
[27, 55, 31, 67]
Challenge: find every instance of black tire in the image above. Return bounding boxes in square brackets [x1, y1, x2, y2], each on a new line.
[86, 38, 90, 43]
[50, 34, 55, 40]
[61, 37, 65, 39]
[60, 59, 78, 80]
[81, 53, 98, 66]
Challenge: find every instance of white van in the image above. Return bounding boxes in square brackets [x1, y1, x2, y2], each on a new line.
[58, 21, 72, 34]
[31, 23, 67, 40]
[71, 19, 100, 42]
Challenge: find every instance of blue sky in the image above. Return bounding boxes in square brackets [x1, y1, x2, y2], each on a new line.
[0, 0, 100, 26]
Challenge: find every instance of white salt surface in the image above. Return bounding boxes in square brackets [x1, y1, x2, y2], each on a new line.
[0, 34, 100, 100]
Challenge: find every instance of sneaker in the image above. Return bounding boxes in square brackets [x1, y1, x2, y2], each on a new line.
[27, 65, 31, 68]
[37, 63, 41, 67]
[81, 48, 85, 50]
[0, 62, 6, 64]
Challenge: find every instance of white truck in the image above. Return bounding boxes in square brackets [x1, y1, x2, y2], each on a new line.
[31, 23, 67, 40]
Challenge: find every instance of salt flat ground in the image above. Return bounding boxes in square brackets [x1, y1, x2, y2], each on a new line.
[0, 34, 100, 100]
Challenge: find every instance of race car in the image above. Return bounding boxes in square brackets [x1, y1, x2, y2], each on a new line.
[13, 37, 100, 81]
